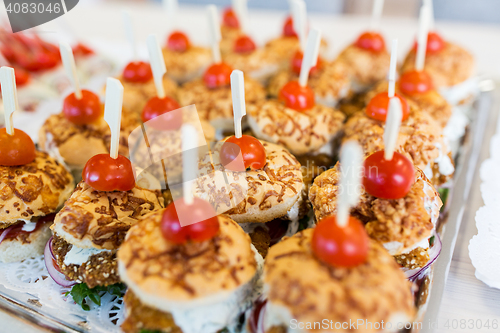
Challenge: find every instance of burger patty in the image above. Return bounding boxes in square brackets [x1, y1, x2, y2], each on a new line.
[121, 289, 183, 333]
[52, 235, 120, 288]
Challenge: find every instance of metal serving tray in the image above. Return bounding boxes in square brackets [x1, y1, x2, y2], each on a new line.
[0, 82, 496, 333]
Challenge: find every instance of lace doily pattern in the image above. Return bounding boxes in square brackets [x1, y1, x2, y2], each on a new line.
[0, 254, 124, 333]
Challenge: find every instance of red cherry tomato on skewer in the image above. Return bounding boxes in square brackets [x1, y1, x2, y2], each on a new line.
[122, 61, 153, 83]
[399, 70, 434, 96]
[82, 154, 136, 192]
[14, 67, 30, 87]
[222, 7, 240, 28]
[365, 92, 410, 122]
[354, 31, 386, 53]
[167, 31, 191, 52]
[312, 215, 369, 268]
[282, 16, 297, 38]
[161, 197, 220, 244]
[142, 96, 182, 130]
[363, 150, 415, 199]
[290, 50, 322, 76]
[220, 135, 266, 171]
[0, 128, 36, 166]
[413, 31, 445, 54]
[234, 35, 256, 54]
[203, 63, 233, 89]
[279, 80, 315, 112]
[63, 89, 102, 125]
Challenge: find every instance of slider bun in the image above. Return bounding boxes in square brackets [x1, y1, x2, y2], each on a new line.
[0, 222, 52, 263]
[247, 100, 345, 156]
[264, 229, 415, 328]
[118, 212, 257, 312]
[0, 151, 74, 226]
[52, 181, 164, 250]
[194, 140, 304, 223]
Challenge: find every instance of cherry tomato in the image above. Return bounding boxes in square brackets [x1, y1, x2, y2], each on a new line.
[122, 61, 153, 83]
[399, 70, 434, 96]
[234, 35, 256, 54]
[312, 215, 369, 268]
[72, 43, 94, 56]
[82, 154, 135, 192]
[141, 96, 182, 130]
[413, 31, 445, 54]
[203, 62, 233, 89]
[222, 7, 240, 28]
[161, 197, 220, 244]
[354, 31, 386, 53]
[63, 89, 102, 125]
[167, 31, 191, 52]
[279, 80, 315, 111]
[14, 67, 30, 87]
[365, 92, 410, 122]
[220, 135, 266, 171]
[363, 150, 415, 199]
[282, 16, 297, 37]
[0, 128, 36, 166]
[290, 50, 322, 76]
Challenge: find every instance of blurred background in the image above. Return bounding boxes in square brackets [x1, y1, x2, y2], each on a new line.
[99, 0, 500, 23]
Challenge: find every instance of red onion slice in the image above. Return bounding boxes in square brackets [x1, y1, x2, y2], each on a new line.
[43, 237, 76, 288]
[406, 233, 442, 281]
[0, 225, 16, 245]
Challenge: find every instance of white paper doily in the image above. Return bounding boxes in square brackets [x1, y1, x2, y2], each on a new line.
[469, 133, 500, 289]
[0, 254, 124, 332]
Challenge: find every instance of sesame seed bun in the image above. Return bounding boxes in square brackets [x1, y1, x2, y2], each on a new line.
[39, 112, 139, 172]
[401, 42, 475, 88]
[194, 140, 304, 224]
[263, 229, 415, 332]
[0, 151, 74, 226]
[119, 75, 178, 114]
[162, 46, 212, 84]
[177, 78, 266, 132]
[117, 211, 257, 311]
[51, 181, 164, 250]
[336, 44, 390, 90]
[0, 222, 52, 263]
[247, 100, 345, 156]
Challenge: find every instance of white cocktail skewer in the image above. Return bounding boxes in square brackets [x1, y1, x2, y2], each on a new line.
[0, 67, 19, 135]
[387, 39, 398, 98]
[298, 28, 321, 87]
[103, 78, 124, 159]
[146, 35, 167, 99]
[337, 141, 363, 227]
[207, 5, 222, 64]
[59, 42, 83, 99]
[415, 4, 431, 71]
[230, 70, 246, 138]
[383, 97, 403, 161]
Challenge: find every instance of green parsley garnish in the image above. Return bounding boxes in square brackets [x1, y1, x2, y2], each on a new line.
[65, 283, 125, 311]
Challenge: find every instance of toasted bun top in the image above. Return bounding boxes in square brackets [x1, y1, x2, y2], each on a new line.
[247, 100, 345, 156]
[343, 109, 446, 173]
[39, 112, 139, 168]
[162, 46, 211, 79]
[223, 48, 281, 74]
[401, 42, 475, 87]
[51, 181, 163, 250]
[194, 140, 304, 223]
[178, 77, 265, 124]
[337, 44, 390, 87]
[0, 151, 74, 226]
[366, 80, 452, 128]
[309, 163, 441, 250]
[118, 211, 257, 306]
[264, 229, 415, 327]
[267, 61, 351, 99]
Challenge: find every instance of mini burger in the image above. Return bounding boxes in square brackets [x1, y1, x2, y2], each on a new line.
[162, 31, 212, 84]
[193, 138, 306, 257]
[118, 203, 263, 333]
[343, 92, 454, 187]
[48, 173, 164, 288]
[309, 162, 443, 277]
[0, 151, 74, 263]
[250, 228, 416, 333]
